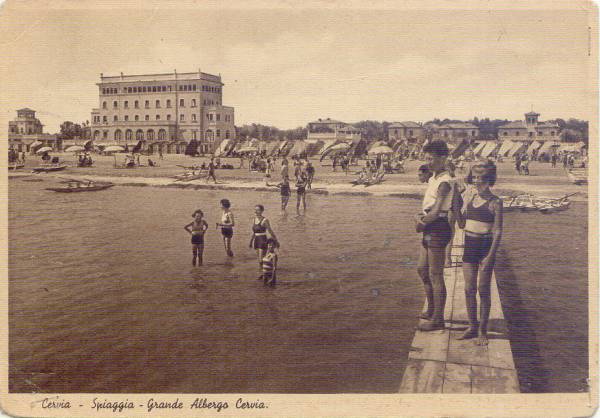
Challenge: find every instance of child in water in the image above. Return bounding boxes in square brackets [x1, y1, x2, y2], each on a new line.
[184, 209, 209, 266]
[216, 199, 235, 257]
[261, 238, 279, 286]
[267, 176, 291, 211]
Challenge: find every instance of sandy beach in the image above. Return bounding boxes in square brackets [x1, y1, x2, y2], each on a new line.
[9, 153, 588, 202]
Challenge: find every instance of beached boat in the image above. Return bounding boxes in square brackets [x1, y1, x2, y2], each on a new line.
[8, 163, 25, 170]
[32, 164, 68, 173]
[46, 180, 114, 193]
[538, 200, 571, 214]
[567, 169, 587, 185]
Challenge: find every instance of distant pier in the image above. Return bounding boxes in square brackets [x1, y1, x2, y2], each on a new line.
[400, 232, 520, 393]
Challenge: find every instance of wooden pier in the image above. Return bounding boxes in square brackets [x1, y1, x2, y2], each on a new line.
[399, 231, 520, 393]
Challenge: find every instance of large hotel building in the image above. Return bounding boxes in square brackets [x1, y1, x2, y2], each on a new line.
[90, 69, 235, 154]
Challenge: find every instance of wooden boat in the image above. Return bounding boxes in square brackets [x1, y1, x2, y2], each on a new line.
[32, 164, 68, 173]
[8, 163, 25, 170]
[538, 200, 571, 214]
[46, 179, 114, 193]
[567, 169, 587, 185]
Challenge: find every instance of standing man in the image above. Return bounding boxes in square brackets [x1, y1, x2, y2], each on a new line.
[414, 140, 455, 331]
[206, 158, 217, 183]
[280, 157, 289, 180]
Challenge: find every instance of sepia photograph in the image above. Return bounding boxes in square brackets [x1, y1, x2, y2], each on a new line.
[0, 0, 597, 416]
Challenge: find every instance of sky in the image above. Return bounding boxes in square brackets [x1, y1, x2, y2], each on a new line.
[0, 1, 596, 133]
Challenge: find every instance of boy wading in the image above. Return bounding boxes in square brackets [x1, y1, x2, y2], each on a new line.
[415, 141, 455, 332]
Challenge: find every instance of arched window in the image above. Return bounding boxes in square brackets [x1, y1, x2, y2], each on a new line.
[114, 115, 118, 121]
[166, 99, 171, 108]
[158, 129, 166, 140]
[472, 131, 476, 136]
[205, 130, 213, 140]
[147, 129, 155, 141]
[135, 115, 139, 121]
[102, 102, 107, 109]
[113, 101, 118, 108]
[191, 99, 196, 107]
[125, 129, 133, 141]
[114, 129, 122, 141]
[93, 130, 101, 140]
[156, 100, 160, 108]
[134, 100, 139, 109]
[136, 129, 144, 141]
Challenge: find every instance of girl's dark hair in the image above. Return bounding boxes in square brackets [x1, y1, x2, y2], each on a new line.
[255, 204, 265, 212]
[466, 163, 497, 186]
[422, 140, 450, 157]
[192, 209, 204, 217]
[266, 238, 279, 248]
[220, 198, 231, 208]
[418, 164, 430, 173]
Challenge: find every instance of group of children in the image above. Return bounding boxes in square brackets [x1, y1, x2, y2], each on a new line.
[416, 141, 503, 346]
[184, 199, 279, 286]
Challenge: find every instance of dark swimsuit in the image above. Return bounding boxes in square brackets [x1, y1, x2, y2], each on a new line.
[191, 232, 204, 245]
[462, 198, 496, 263]
[280, 183, 290, 197]
[252, 218, 268, 250]
[296, 178, 307, 195]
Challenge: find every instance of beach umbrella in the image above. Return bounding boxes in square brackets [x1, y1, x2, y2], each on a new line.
[319, 142, 351, 161]
[35, 146, 53, 154]
[368, 145, 394, 155]
[103, 145, 125, 152]
[65, 145, 85, 153]
[237, 146, 258, 154]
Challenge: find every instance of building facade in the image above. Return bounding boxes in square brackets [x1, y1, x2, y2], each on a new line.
[8, 108, 59, 153]
[498, 111, 559, 141]
[430, 122, 480, 142]
[90, 70, 235, 154]
[387, 121, 425, 141]
[306, 118, 363, 142]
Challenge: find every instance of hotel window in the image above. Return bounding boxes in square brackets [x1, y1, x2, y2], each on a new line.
[156, 100, 161, 108]
[180, 114, 185, 121]
[113, 115, 118, 121]
[180, 98, 185, 107]
[102, 101, 107, 109]
[167, 114, 171, 121]
[551, 131, 555, 136]
[166, 99, 171, 108]
[191, 99, 196, 107]
[216, 114, 220, 121]
[192, 114, 197, 122]
[209, 114, 214, 121]
[156, 115, 160, 120]
[103, 116, 107, 122]
[216, 129, 220, 138]
[538, 131, 543, 136]
[162, 86, 167, 91]
[145, 115, 149, 121]
[192, 130, 197, 140]
[193, 84, 197, 91]
[103, 131, 108, 139]
[125, 115, 129, 121]
[152, 86, 156, 92]
[145, 100, 150, 109]
[127, 87, 132, 93]
[134, 100, 139, 109]
[124, 101, 129, 108]
[113, 101, 118, 108]
[142, 87, 147, 93]
[135, 115, 139, 121]
[206, 113, 209, 120]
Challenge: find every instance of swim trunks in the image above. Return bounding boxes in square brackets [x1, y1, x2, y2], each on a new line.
[191, 233, 204, 245]
[462, 233, 493, 263]
[421, 217, 452, 248]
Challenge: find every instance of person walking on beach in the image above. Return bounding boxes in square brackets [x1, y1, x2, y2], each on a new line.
[551, 153, 558, 168]
[216, 199, 235, 257]
[184, 209, 209, 266]
[515, 154, 522, 175]
[249, 205, 279, 274]
[206, 158, 217, 183]
[305, 161, 315, 189]
[454, 163, 503, 346]
[414, 140, 455, 331]
[260, 238, 279, 286]
[280, 158, 289, 180]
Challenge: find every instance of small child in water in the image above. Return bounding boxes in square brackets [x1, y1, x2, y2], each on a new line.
[260, 238, 279, 286]
[184, 209, 208, 266]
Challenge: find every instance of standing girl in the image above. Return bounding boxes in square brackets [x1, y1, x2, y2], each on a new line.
[249, 205, 279, 274]
[295, 171, 308, 214]
[216, 199, 235, 257]
[184, 209, 209, 266]
[455, 163, 503, 345]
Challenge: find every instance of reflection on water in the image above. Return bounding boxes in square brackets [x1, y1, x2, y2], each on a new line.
[9, 179, 423, 393]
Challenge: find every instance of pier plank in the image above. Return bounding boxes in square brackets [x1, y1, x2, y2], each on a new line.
[399, 359, 444, 393]
[442, 362, 472, 393]
[409, 329, 450, 362]
[471, 365, 520, 393]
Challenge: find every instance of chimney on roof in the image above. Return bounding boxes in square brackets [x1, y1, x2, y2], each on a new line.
[100, 72, 103, 78]
[318, 118, 322, 122]
[120, 72, 123, 79]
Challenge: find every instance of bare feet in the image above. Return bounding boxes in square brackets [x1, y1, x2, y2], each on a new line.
[419, 311, 433, 320]
[477, 333, 489, 346]
[457, 327, 478, 340]
[417, 320, 445, 332]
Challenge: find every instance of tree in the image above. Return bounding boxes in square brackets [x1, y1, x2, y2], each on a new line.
[59, 121, 83, 139]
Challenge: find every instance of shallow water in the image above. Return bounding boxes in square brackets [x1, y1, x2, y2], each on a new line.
[496, 202, 588, 393]
[9, 178, 424, 393]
